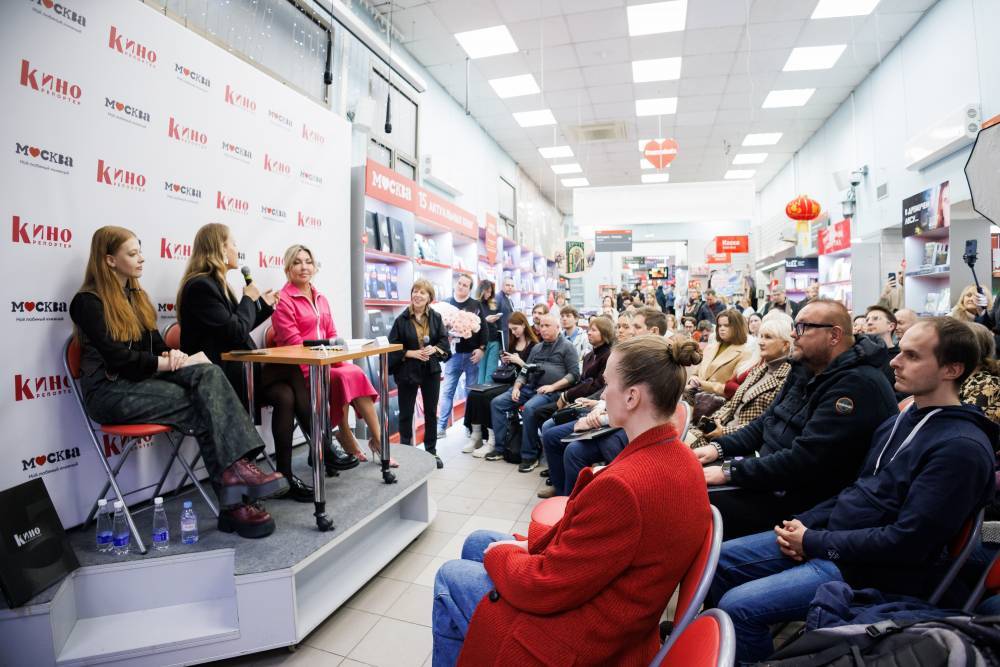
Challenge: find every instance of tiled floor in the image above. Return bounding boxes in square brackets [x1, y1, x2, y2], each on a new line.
[212, 426, 551, 667]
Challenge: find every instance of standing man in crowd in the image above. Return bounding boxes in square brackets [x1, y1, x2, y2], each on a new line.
[496, 277, 516, 349]
[894, 308, 918, 339]
[704, 289, 725, 323]
[761, 286, 800, 318]
[437, 274, 489, 433]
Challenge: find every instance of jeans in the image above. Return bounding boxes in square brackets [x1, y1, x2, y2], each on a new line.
[564, 429, 627, 492]
[541, 419, 575, 494]
[491, 386, 556, 461]
[398, 373, 441, 454]
[707, 530, 844, 664]
[438, 351, 480, 431]
[477, 340, 501, 384]
[432, 530, 512, 667]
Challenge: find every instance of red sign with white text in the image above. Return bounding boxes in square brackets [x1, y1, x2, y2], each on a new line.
[416, 187, 477, 238]
[818, 219, 851, 255]
[365, 160, 415, 211]
[485, 214, 498, 264]
[706, 252, 731, 264]
[715, 235, 749, 254]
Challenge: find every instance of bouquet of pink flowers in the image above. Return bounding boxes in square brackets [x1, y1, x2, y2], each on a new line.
[431, 302, 481, 339]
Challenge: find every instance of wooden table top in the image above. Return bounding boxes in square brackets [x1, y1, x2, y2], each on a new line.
[221, 342, 403, 366]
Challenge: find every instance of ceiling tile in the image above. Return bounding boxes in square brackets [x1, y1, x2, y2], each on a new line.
[675, 110, 717, 126]
[685, 0, 753, 29]
[677, 94, 723, 112]
[582, 62, 633, 86]
[393, 5, 447, 42]
[529, 44, 580, 71]
[405, 38, 468, 67]
[588, 83, 635, 103]
[507, 15, 573, 48]
[774, 65, 873, 89]
[593, 100, 636, 119]
[731, 48, 794, 73]
[633, 80, 681, 98]
[682, 26, 745, 55]
[574, 37, 632, 67]
[628, 32, 685, 60]
[682, 52, 738, 77]
[749, 0, 818, 23]
[543, 87, 592, 108]
[853, 11, 924, 44]
[539, 67, 586, 90]
[429, 0, 505, 34]
[561, 0, 626, 14]
[496, 0, 563, 23]
[736, 20, 807, 52]
[679, 75, 729, 95]
[473, 52, 533, 78]
[565, 8, 629, 42]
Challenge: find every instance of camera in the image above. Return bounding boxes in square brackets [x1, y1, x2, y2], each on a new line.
[521, 363, 544, 383]
[697, 416, 718, 433]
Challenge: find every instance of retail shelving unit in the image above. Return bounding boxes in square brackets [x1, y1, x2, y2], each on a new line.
[818, 219, 853, 310]
[903, 211, 990, 316]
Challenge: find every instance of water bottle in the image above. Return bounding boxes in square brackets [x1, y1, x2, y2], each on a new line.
[95, 499, 113, 553]
[180, 500, 198, 544]
[111, 500, 130, 555]
[151, 497, 169, 551]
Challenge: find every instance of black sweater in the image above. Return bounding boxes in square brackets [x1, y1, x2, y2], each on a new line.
[387, 307, 452, 385]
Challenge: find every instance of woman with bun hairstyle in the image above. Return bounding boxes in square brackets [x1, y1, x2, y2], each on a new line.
[432, 336, 711, 666]
[69, 226, 287, 539]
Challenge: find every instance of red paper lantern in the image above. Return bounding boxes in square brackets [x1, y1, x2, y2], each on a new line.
[785, 195, 821, 221]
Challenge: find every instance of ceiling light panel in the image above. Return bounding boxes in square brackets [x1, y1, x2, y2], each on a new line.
[732, 153, 768, 165]
[762, 88, 815, 108]
[551, 163, 583, 174]
[635, 97, 678, 116]
[454, 25, 519, 59]
[783, 45, 847, 71]
[512, 109, 556, 127]
[724, 169, 756, 179]
[640, 159, 654, 170]
[539, 146, 574, 159]
[641, 173, 671, 183]
[627, 1, 688, 37]
[742, 132, 783, 146]
[811, 0, 880, 19]
[632, 57, 682, 83]
[488, 73, 540, 98]
[562, 177, 590, 187]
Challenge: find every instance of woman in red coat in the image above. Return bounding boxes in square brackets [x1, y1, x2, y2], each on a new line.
[431, 336, 712, 667]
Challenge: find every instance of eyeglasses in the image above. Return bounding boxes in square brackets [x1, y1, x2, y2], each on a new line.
[793, 322, 838, 337]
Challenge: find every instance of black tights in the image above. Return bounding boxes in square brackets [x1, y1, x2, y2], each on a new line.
[259, 364, 312, 479]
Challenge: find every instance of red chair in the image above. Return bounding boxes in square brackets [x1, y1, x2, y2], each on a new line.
[162, 321, 180, 351]
[928, 507, 984, 605]
[650, 609, 735, 667]
[264, 325, 276, 348]
[898, 395, 914, 412]
[64, 335, 218, 554]
[672, 401, 691, 440]
[649, 505, 724, 662]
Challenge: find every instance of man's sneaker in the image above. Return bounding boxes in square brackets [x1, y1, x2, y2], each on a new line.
[473, 443, 494, 459]
[518, 458, 539, 473]
[461, 438, 482, 454]
[484, 449, 505, 461]
[537, 486, 557, 499]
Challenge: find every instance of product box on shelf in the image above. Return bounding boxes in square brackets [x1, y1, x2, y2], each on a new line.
[366, 310, 387, 337]
[377, 214, 392, 252]
[365, 212, 381, 250]
[376, 265, 389, 299]
[388, 265, 399, 300]
[389, 217, 408, 256]
[365, 263, 378, 299]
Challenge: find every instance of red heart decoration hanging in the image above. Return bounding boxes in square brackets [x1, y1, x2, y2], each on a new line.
[29, 147, 40, 158]
[25, 302, 35, 311]
[643, 139, 679, 169]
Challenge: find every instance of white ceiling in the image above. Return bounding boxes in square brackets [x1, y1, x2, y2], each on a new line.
[374, 0, 938, 214]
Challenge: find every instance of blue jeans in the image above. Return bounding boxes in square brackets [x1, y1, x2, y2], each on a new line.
[564, 429, 627, 492]
[432, 530, 512, 667]
[490, 386, 556, 461]
[541, 419, 575, 494]
[708, 531, 844, 664]
[477, 341, 501, 384]
[438, 351, 480, 431]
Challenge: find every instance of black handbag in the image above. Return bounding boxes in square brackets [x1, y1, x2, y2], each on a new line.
[502, 410, 523, 463]
[491, 364, 518, 384]
[552, 405, 585, 425]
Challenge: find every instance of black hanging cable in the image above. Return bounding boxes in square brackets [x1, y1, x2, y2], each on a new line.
[323, 30, 333, 85]
[384, 0, 393, 134]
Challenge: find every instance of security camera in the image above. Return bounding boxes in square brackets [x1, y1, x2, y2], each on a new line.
[850, 166, 869, 187]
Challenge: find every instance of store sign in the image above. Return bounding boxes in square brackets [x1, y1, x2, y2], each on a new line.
[595, 229, 633, 252]
[715, 235, 749, 254]
[415, 187, 476, 238]
[818, 219, 851, 255]
[706, 252, 731, 264]
[485, 214, 498, 264]
[365, 160, 415, 211]
[902, 181, 951, 237]
[785, 257, 818, 270]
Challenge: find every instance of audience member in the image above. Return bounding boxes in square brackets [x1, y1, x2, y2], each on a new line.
[852, 314, 867, 336]
[687, 309, 753, 397]
[694, 299, 897, 538]
[708, 317, 996, 663]
[632, 307, 667, 337]
[435, 274, 489, 433]
[704, 289, 725, 323]
[496, 277, 516, 349]
[476, 280, 503, 384]
[600, 295, 618, 321]
[556, 318, 614, 410]
[615, 311, 634, 341]
[560, 305, 591, 364]
[665, 313, 678, 334]
[530, 302, 549, 337]
[952, 284, 984, 323]
[432, 337, 710, 667]
[747, 312, 762, 342]
[894, 308, 918, 338]
[695, 320, 713, 343]
[962, 322, 1000, 424]
[684, 288, 711, 323]
[681, 317, 696, 338]
[974, 287, 1000, 354]
[866, 305, 902, 396]
[761, 286, 800, 318]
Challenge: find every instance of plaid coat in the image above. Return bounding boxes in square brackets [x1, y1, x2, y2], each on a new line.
[689, 360, 790, 449]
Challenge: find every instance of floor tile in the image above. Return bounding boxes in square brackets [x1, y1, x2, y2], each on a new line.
[487, 485, 538, 504]
[512, 521, 530, 536]
[380, 551, 434, 583]
[428, 510, 468, 534]
[347, 617, 433, 667]
[448, 481, 494, 500]
[303, 607, 380, 656]
[384, 583, 434, 627]
[433, 494, 484, 515]
[405, 529, 453, 556]
[428, 478, 458, 494]
[463, 470, 509, 486]
[502, 472, 543, 488]
[430, 468, 469, 482]
[254, 645, 345, 666]
[413, 556, 447, 587]
[344, 576, 409, 615]
[436, 533, 468, 560]
[457, 515, 515, 536]
[473, 500, 526, 521]
[340, 660, 374, 667]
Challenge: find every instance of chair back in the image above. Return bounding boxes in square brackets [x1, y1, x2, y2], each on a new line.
[667, 506, 722, 645]
[929, 507, 984, 605]
[898, 395, 914, 412]
[672, 401, 691, 439]
[264, 325, 276, 348]
[65, 336, 82, 379]
[652, 609, 734, 667]
[163, 322, 180, 350]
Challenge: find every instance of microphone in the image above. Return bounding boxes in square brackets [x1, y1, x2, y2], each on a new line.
[240, 266, 253, 285]
[422, 335, 437, 357]
[303, 337, 345, 348]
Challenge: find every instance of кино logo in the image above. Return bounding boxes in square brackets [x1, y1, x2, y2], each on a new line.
[13, 526, 41, 548]
[14, 373, 71, 401]
[108, 25, 156, 66]
[224, 84, 255, 112]
[297, 211, 322, 229]
[216, 190, 249, 214]
[263, 153, 290, 175]
[96, 159, 146, 191]
[11, 216, 72, 248]
[19, 59, 81, 104]
[258, 251, 283, 269]
[167, 116, 208, 146]
[160, 238, 192, 260]
[301, 124, 325, 144]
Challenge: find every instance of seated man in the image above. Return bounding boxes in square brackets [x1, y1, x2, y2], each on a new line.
[694, 299, 897, 539]
[632, 307, 667, 337]
[488, 312, 579, 472]
[538, 396, 627, 498]
[708, 317, 997, 664]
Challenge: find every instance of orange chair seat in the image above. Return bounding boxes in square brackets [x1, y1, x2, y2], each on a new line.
[99, 423, 173, 437]
[529, 496, 569, 541]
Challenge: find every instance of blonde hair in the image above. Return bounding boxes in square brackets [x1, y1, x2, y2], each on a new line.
[283, 244, 317, 278]
[77, 226, 156, 341]
[177, 223, 236, 316]
[952, 285, 988, 322]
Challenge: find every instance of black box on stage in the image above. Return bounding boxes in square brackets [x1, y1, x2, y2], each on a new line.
[365, 354, 396, 392]
[364, 211, 380, 249]
[0, 479, 79, 607]
[366, 310, 387, 338]
[388, 217, 408, 256]
[377, 215, 392, 253]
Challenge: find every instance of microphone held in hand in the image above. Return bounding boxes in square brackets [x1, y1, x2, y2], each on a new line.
[240, 266, 253, 285]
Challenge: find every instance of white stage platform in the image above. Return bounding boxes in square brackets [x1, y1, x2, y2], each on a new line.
[0, 446, 437, 667]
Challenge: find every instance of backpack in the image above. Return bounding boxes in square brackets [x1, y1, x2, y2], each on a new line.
[502, 410, 523, 464]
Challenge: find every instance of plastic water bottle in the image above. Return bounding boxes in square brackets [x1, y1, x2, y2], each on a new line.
[151, 497, 169, 551]
[180, 501, 198, 545]
[111, 500, 130, 556]
[95, 499, 113, 553]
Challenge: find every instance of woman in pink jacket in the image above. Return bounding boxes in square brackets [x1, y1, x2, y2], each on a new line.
[271, 244, 397, 467]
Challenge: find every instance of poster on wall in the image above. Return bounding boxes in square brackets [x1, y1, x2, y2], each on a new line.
[1, 0, 352, 527]
[565, 239, 585, 276]
[902, 181, 951, 237]
[818, 219, 851, 255]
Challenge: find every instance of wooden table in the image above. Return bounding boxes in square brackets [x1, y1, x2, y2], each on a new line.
[222, 342, 403, 531]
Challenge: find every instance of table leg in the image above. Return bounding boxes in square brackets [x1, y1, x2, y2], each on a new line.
[379, 352, 396, 484]
[244, 361, 255, 420]
[309, 365, 334, 532]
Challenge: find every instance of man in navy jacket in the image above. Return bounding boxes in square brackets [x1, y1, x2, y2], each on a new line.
[707, 317, 997, 664]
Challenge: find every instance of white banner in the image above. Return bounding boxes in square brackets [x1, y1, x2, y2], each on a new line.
[0, 0, 352, 527]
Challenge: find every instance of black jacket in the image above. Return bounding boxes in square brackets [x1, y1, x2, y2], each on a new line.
[387, 307, 451, 385]
[719, 336, 899, 508]
[798, 404, 997, 597]
[177, 275, 272, 413]
[564, 343, 611, 403]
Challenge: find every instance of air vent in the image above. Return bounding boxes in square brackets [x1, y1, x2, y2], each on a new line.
[565, 121, 629, 144]
[876, 182, 888, 200]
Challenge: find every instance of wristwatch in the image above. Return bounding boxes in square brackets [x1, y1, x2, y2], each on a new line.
[712, 442, 724, 462]
[721, 460, 733, 483]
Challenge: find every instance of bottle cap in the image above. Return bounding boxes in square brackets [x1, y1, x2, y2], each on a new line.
[183, 500, 192, 508]
[154, 497, 163, 505]
[113, 500, 123, 509]
[97, 499, 107, 507]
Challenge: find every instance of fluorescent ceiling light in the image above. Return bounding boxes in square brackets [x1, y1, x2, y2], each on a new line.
[783, 45, 846, 71]
[632, 57, 682, 83]
[641, 173, 671, 183]
[742, 132, 783, 146]
[539, 145, 573, 159]
[635, 97, 678, 116]
[811, 0, 880, 19]
[512, 109, 556, 127]
[627, 1, 687, 37]
[724, 169, 756, 180]
[562, 177, 589, 187]
[454, 25, 518, 59]
[732, 153, 768, 165]
[551, 163, 583, 174]
[488, 73, 539, 98]
[762, 88, 815, 108]
[640, 159, 654, 170]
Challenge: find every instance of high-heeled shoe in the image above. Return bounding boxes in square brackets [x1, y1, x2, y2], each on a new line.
[369, 441, 399, 468]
